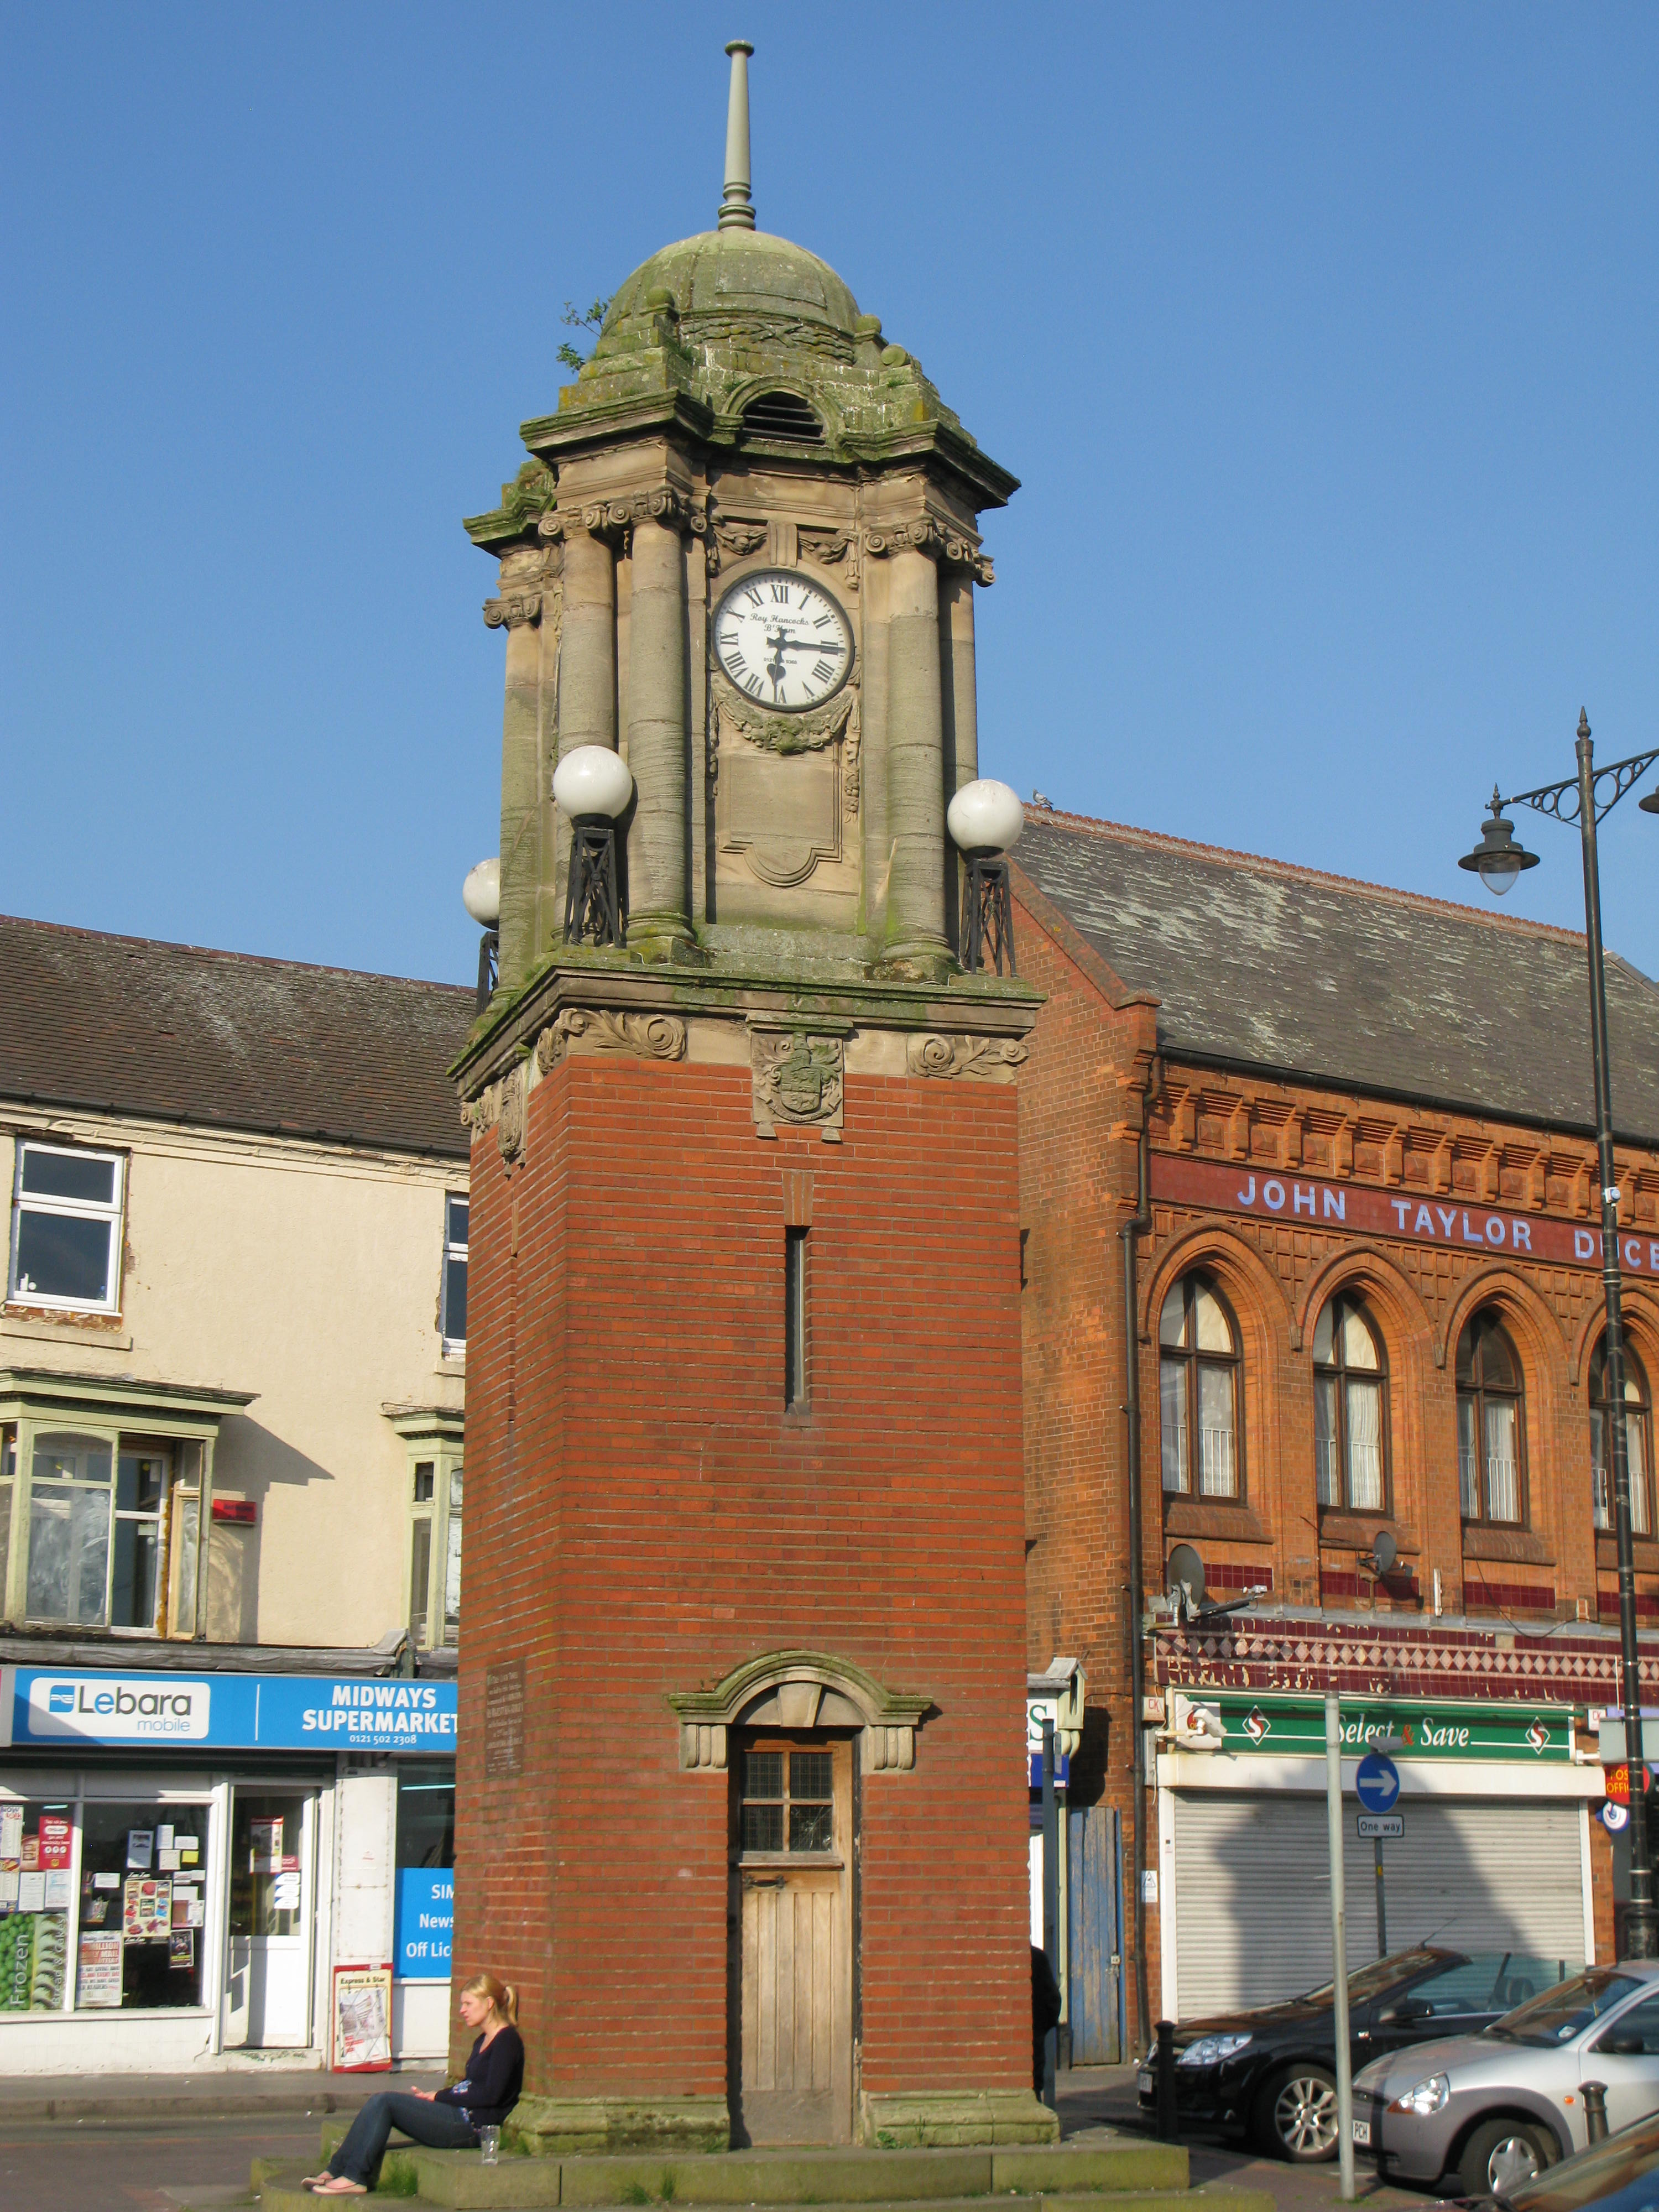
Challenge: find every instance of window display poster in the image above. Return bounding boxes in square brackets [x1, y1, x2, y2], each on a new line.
[126, 1829, 153, 1871]
[273, 1870, 300, 1912]
[331, 1965, 393, 2071]
[0, 1807, 20, 1861]
[123, 1875, 170, 1940]
[76, 1931, 122, 2008]
[17, 1872, 45, 1914]
[156, 1825, 174, 1851]
[43, 1869, 71, 1911]
[157, 1849, 180, 1872]
[171, 1886, 204, 1929]
[169, 1930, 195, 1972]
[250, 1818, 283, 1874]
[0, 1868, 18, 1910]
[1, 1913, 33, 2008]
[38, 1817, 72, 1871]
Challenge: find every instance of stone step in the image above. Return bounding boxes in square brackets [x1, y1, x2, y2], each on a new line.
[306, 2131, 1189, 2205]
[255, 2177, 1269, 2212]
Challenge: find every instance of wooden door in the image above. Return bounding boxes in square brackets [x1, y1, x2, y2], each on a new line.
[728, 1738, 853, 2145]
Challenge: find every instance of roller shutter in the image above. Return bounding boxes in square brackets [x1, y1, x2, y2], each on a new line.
[1172, 1790, 1584, 2018]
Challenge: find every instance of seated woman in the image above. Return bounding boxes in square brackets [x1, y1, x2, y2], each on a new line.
[306, 1972, 524, 2195]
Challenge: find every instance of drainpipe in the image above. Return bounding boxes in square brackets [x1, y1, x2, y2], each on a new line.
[1121, 1117, 1153, 2058]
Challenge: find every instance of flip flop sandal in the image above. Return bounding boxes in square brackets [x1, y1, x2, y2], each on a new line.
[300, 2177, 331, 2189]
[309, 2183, 367, 2197]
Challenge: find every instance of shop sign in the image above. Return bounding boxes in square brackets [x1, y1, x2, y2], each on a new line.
[1151, 1152, 1659, 1278]
[1, 1668, 458, 1754]
[1026, 1695, 1071, 1788]
[395, 1867, 453, 1979]
[1601, 1763, 1657, 1806]
[1180, 1693, 1572, 1762]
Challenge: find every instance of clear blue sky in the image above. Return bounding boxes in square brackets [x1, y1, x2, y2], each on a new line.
[5, 5, 1656, 988]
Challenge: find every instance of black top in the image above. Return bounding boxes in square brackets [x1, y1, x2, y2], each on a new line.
[436, 2026, 524, 2127]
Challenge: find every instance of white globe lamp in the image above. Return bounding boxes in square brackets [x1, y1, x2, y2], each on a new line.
[947, 778, 1024, 857]
[462, 857, 500, 928]
[552, 745, 634, 821]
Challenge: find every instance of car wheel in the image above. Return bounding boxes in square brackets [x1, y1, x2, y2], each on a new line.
[1259, 2066, 1341, 2162]
[1458, 2117, 1558, 2198]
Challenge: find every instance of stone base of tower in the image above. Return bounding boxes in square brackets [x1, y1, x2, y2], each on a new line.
[452, 977, 1040, 2150]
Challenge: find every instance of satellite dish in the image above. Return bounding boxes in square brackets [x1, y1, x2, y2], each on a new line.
[1370, 1530, 1399, 1577]
[1167, 1543, 1207, 1613]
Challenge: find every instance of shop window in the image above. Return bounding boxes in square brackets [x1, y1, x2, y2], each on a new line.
[1592, 1337, 1653, 1539]
[394, 1762, 455, 1981]
[1457, 1311, 1527, 1526]
[441, 1194, 468, 1356]
[409, 1457, 462, 1651]
[1313, 1294, 1388, 1513]
[0, 1801, 72, 2012]
[8, 1142, 126, 1312]
[1160, 1272, 1241, 1499]
[75, 1799, 210, 2010]
[17, 1431, 202, 1634]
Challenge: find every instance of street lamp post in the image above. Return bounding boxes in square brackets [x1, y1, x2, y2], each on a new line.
[1459, 710, 1659, 1957]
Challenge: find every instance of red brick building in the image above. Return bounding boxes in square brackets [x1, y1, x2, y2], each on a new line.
[1015, 804, 1659, 2053]
[449, 55, 1051, 2152]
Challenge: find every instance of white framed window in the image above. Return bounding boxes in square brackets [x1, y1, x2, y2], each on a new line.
[440, 1194, 468, 1357]
[409, 1455, 462, 1651]
[8, 1143, 126, 1313]
[2, 1423, 205, 1636]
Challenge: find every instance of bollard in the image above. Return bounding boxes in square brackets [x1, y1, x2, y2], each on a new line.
[1156, 2018, 1178, 2141]
[1583, 2082, 1609, 2144]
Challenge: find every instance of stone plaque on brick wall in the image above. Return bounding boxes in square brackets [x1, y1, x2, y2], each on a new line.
[485, 1660, 525, 1778]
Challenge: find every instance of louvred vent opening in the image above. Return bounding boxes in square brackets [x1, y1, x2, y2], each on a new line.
[740, 390, 823, 442]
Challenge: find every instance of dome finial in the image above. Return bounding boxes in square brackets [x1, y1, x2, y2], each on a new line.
[718, 40, 756, 231]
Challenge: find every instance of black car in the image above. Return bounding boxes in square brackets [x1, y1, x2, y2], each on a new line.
[1138, 1946, 1570, 2163]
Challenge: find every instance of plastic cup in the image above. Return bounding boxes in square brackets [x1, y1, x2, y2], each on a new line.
[480, 2125, 501, 2165]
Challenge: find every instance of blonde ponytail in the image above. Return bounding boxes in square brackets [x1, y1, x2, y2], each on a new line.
[462, 1970, 518, 2027]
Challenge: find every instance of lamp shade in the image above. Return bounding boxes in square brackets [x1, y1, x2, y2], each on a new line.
[946, 778, 1024, 855]
[462, 858, 500, 927]
[553, 745, 634, 820]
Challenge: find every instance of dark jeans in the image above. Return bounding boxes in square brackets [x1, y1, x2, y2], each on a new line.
[328, 2091, 478, 2183]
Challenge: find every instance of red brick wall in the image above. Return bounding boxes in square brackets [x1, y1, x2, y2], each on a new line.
[452, 1055, 1032, 2101]
[1013, 886, 1161, 2046]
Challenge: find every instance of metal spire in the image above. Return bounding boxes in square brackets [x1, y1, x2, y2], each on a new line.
[718, 40, 755, 231]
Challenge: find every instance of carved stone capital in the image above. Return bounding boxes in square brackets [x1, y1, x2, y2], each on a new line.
[545, 486, 693, 543]
[906, 1033, 1029, 1082]
[462, 1067, 526, 1162]
[863, 518, 990, 585]
[750, 1024, 846, 1138]
[668, 1648, 928, 1776]
[536, 1006, 687, 1070]
[483, 589, 542, 630]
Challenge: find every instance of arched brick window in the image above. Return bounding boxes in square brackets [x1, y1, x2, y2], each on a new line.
[1592, 1336, 1653, 1539]
[1313, 1293, 1387, 1513]
[1456, 1310, 1526, 1526]
[1159, 1272, 1241, 1499]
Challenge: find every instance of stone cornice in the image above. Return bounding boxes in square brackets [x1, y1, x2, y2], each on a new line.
[449, 955, 1041, 1100]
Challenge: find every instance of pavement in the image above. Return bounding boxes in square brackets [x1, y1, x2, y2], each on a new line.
[0, 2060, 1447, 2212]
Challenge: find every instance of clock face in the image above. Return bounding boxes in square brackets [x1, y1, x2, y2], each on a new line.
[713, 569, 852, 713]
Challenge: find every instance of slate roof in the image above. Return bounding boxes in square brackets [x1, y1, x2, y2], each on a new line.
[0, 914, 474, 1158]
[1015, 808, 1659, 1146]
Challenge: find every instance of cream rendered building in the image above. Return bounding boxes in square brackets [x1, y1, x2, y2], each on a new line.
[0, 913, 473, 2071]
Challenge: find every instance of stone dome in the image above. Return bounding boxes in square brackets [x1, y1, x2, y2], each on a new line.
[604, 227, 862, 342]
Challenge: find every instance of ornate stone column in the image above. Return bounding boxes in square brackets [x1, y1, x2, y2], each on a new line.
[484, 546, 557, 989]
[551, 519, 617, 931]
[626, 505, 691, 948]
[883, 535, 951, 968]
[939, 565, 979, 961]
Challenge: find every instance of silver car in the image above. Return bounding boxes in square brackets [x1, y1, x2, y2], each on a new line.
[1353, 1962, 1659, 2197]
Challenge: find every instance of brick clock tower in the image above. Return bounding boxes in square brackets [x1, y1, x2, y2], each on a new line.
[451, 44, 1046, 2152]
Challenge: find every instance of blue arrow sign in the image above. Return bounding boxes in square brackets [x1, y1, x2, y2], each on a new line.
[1355, 1750, 1401, 1812]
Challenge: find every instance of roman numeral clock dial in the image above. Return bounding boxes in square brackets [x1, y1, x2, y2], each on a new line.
[712, 570, 852, 713]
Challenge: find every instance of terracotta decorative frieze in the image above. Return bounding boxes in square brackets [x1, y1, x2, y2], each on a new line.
[906, 1033, 1029, 1082]
[1154, 1610, 1659, 1704]
[541, 486, 694, 542]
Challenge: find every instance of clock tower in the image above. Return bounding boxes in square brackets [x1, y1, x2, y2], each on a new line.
[452, 42, 1048, 2152]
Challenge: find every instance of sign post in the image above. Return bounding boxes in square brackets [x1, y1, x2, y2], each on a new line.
[1327, 1692, 1355, 2200]
[1355, 1751, 1402, 1973]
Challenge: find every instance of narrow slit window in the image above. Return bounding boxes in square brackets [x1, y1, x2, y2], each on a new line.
[784, 1227, 807, 1410]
